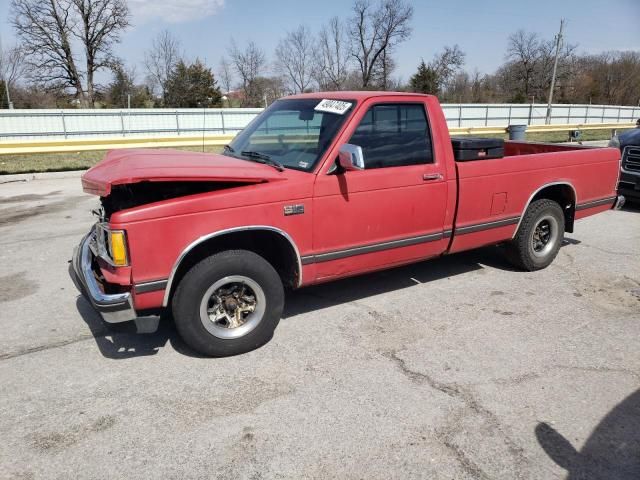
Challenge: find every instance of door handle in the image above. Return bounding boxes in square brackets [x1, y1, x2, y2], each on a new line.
[423, 173, 443, 181]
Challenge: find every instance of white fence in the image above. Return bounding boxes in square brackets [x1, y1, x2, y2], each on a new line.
[441, 103, 638, 128]
[0, 108, 263, 142]
[0, 103, 637, 142]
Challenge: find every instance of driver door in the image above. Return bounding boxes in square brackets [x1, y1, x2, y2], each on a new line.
[310, 100, 449, 280]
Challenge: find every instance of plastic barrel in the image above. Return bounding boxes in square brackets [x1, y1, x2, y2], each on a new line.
[508, 124, 527, 141]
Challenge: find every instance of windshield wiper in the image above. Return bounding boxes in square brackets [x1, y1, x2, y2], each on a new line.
[240, 151, 285, 172]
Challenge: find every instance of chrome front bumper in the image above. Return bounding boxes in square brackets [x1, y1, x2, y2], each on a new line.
[71, 231, 137, 323]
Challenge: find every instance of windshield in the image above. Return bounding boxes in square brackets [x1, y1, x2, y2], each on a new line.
[226, 98, 355, 172]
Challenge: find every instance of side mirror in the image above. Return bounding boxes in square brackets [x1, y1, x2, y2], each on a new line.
[338, 144, 364, 171]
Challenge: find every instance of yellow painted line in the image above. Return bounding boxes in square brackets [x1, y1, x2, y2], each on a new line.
[0, 135, 237, 149]
[0, 123, 634, 155]
[449, 127, 507, 135]
[0, 136, 237, 155]
[530, 123, 635, 131]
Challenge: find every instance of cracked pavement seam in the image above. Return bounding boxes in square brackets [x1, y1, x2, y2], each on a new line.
[384, 349, 530, 479]
[0, 331, 107, 361]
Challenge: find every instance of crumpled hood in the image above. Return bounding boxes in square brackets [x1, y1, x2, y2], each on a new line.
[81, 148, 285, 196]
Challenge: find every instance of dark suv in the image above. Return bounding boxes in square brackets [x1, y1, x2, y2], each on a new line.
[610, 126, 640, 202]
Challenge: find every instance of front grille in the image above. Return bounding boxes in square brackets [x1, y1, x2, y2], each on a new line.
[622, 146, 640, 174]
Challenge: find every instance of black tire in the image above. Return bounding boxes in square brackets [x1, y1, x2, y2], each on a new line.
[172, 250, 284, 357]
[505, 199, 565, 271]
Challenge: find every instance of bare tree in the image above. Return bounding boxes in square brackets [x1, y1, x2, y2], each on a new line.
[430, 45, 465, 91]
[11, 0, 84, 99]
[274, 25, 314, 94]
[0, 44, 26, 87]
[229, 39, 266, 106]
[469, 70, 488, 102]
[371, 45, 397, 90]
[505, 29, 576, 102]
[72, 0, 129, 106]
[315, 17, 351, 90]
[505, 30, 543, 99]
[572, 51, 640, 105]
[11, 0, 129, 106]
[349, 0, 413, 88]
[218, 56, 234, 94]
[537, 39, 576, 101]
[253, 75, 287, 105]
[144, 30, 182, 103]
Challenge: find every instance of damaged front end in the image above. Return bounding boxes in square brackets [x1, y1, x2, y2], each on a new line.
[72, 148, 286, 323]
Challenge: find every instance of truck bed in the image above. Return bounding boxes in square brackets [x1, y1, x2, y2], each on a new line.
[448, 141, 621, 253]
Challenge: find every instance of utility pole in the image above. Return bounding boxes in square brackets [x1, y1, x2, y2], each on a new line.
[0, 33, 14, 109]
[545, 19, 565, 124]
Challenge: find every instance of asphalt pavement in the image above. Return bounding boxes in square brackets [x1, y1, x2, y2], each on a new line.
[0, 174, 638, 479]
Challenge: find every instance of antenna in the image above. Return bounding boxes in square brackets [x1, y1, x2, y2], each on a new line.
[202, 101, 206, 153]
[201, 97, 213, 153]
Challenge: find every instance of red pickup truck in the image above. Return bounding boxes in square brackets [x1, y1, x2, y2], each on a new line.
[71, 92, 624, 356]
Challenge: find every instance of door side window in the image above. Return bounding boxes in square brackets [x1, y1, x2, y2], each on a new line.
[349, 103, 433, 169]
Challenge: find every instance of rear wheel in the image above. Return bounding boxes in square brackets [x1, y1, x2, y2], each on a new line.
[172, 250, 284, 357]
[505, 199, 565, 271]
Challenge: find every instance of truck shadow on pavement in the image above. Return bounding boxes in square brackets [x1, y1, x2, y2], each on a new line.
[75, 242, 582, 359]
[535, 388, 640, 479]
[75, 297, 196, 359]
[283, 242, 579, 316]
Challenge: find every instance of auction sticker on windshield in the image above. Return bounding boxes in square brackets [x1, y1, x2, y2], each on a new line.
[314, 99, 352, 115]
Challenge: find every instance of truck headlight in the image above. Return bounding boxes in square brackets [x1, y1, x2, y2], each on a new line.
[608, 135, 620, 149]
[108, 230, 129, 266]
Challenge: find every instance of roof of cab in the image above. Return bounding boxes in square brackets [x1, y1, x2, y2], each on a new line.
[284, 91, 435, 101]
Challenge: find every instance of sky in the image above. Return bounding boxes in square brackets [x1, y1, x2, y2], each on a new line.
[0, 0, 639, 85]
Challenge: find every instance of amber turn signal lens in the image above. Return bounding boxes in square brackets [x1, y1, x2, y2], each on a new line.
[109, 230, 128, 266]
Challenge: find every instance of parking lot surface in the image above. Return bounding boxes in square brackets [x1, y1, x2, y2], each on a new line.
[1, 175, 638, 480]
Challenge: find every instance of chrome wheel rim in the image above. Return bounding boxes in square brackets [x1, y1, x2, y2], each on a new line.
[531, 214, 559, 258]
[199, 275, 266, 339]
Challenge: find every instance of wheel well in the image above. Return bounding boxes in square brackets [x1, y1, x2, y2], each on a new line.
[530, 184, 576, 233]
[166, 230, 300, 306]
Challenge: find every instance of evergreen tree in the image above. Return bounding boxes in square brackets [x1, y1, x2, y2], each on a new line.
[164, 60, 222, 108]
[105, 63, 153, 108]
[409, 60, 439, 95]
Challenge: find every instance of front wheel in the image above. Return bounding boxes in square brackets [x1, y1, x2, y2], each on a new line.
[505, 199, 565, 271]
[172, 250, 284, 357]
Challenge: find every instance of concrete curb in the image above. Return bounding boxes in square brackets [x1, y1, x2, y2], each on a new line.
[0, 170, 86, 184]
